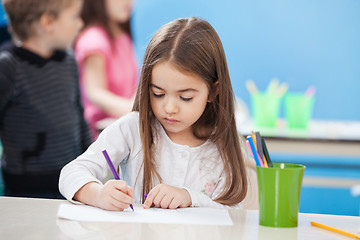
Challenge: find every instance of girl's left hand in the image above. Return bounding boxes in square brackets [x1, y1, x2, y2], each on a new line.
[143, 184, 192, 209]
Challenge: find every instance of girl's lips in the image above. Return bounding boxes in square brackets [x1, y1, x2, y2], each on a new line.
[165, 118, 178, 123]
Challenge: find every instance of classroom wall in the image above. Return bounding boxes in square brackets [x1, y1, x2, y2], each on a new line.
[131, 0, 360, 121]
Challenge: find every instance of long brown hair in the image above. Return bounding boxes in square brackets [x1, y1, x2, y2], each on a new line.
[79, 0, 131, 40]
[133, 17, 247, 205]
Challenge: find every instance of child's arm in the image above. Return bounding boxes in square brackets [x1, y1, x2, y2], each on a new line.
[59, 113, 139, 209]
[0, 52, 15, 111]
[82, 54, 134, 117]
[0, 75, 13, 111]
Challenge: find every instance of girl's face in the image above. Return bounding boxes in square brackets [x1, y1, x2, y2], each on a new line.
[150, 61, 210, 144]
[105, 0, 133, 23]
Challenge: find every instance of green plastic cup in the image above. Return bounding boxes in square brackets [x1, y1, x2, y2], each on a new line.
[256, 163, 305, 228]
[285, 93, 314, 129]
[251, 93, 282, 128]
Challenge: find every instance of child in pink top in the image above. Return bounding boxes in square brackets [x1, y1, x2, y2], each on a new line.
[75, 0, 138, 139]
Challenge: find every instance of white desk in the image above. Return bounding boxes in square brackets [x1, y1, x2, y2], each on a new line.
[0, 197, 359, 240]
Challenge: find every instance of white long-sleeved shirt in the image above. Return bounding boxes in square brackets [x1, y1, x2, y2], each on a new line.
[59, 112, 248, 208]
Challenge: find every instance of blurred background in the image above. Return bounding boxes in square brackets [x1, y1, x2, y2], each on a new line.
[131, 0, 360, 121]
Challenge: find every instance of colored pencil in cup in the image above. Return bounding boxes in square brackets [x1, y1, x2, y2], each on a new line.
[247, 136, 264, 167]
[255, 131, 268, 167]
[261, 137, 273, 167]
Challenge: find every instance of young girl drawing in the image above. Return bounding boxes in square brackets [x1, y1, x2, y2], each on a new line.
[75, 0, 138, 138]
[60, 17, 255, 210]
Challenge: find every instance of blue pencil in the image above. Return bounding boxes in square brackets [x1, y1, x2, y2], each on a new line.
[102, 149, 134, 211]
[246, 136, 263, 167]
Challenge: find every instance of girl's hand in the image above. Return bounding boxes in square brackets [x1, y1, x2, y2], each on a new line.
[143, 184, 192, 209]
[97, 180, 134, 211]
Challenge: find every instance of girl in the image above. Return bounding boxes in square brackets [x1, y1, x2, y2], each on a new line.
[75, 0, 138, 138]
[60, 17, 255, 210]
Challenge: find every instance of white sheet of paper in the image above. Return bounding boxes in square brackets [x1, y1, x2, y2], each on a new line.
[57, 204, 233, 225]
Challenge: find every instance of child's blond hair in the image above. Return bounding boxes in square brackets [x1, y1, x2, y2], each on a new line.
[2, 0, 80, 41]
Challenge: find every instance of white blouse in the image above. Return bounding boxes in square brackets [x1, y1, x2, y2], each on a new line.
[59, 112, 249, 208]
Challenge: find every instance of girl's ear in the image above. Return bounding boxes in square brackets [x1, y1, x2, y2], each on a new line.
[208, 81, 219, 102]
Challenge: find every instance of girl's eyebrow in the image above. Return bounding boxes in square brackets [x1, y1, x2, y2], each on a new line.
[150, 84, 199, 93]
[150, 84, 163, 90]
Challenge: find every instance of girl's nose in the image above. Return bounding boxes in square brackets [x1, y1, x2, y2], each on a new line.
[164, 97, 179, 114]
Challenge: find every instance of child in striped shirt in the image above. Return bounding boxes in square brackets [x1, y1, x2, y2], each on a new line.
[0, 0, 91, 198]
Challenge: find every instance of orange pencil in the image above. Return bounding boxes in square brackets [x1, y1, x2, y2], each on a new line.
[251, 131, 257, 147]
[311, 221, 360, 239]
[262, 155, 269, 167]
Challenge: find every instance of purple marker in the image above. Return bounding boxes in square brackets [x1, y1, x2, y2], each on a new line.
[102, 149, 134, 211]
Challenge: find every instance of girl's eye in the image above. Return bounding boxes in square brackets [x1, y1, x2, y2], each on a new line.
[180, 97, 193, 102]
[152, 93, 164, 98]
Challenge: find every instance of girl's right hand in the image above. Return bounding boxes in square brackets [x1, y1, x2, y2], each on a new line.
[97, 180, 134, 211]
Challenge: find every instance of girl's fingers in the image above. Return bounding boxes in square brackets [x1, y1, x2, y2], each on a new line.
[143, 184, 191, 209]
[110, 189, 134, 205]
[109, 201, 125, 211]
[127, 186, 134, 197]
[152, 189, 167, 207]
[168, 198, 181, 209]
[160, 195, 174, 209]
[112, 180, 134, 202]
[101, 180, 134, 211]
[143, 187, 160, 208]
[113, 180, 128, 192]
